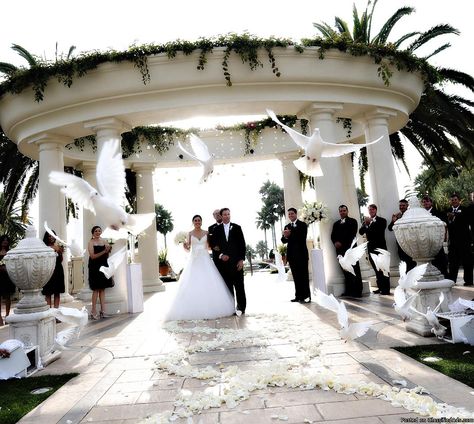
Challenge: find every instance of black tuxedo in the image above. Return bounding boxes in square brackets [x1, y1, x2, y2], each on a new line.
[359, 216, 390, 294]
[281, 219, 310, 301]
[331, 217, 362, 297]
[388, 213, 416, 271]
[213, 222, 247, 312]
[208, 222, 221, 267]
[445, 205, 473, 284]
[426, 207, 448, 278]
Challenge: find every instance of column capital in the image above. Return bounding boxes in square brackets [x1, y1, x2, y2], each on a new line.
[364, 107, 397, 123]
[83, 117, 130, 134]
[27, 132, 71, 148]
[131, 163, 157, 173]
[302, 102, 344, 118]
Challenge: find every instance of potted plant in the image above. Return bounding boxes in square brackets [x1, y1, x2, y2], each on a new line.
[158, 248, 170, 276]
[277, 244, 287, 265]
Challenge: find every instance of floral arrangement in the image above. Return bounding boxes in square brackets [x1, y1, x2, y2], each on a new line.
[174, 231, 188, 245]
[298, 201, 329, 225]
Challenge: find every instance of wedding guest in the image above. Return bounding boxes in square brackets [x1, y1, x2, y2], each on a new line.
[388, 199, 416, 271]
[208, 209, 222, 267]
[359, 204, 391, 295]
[281, 207, 310, 303]
[42, 230, 65, 309]
[445, 193, 473, 286]
[88, 226, 113, 319]
[331, 205, 363, 297]
[421, 195, 448, 278]
[0, 235, 15, 326]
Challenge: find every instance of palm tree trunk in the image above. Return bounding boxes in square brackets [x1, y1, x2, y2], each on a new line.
[164, 234, 167, 249]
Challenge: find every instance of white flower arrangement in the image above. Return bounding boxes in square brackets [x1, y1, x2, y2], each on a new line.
[299, 201, 329, 225]
[174, 231, 188, 245]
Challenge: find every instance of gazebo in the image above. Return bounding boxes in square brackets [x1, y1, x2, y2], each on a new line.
[0, 45, 424, 314]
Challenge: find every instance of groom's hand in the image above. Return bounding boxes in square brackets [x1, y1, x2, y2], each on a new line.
[236, 260, 244, 271]
[221, 254, 230, 262]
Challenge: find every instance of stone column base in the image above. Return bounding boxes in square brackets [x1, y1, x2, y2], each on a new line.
[60, 293, 74, 303]
[143, 278, 166, 293]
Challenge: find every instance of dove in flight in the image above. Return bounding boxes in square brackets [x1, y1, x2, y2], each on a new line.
[43, 222, 85, 257]
[370, 248, 391, 277]
[410, 292, 447, 337]
[49, 140, 154, 236]
[50, 306, 88, 350]
[268, 251, 287, 282]
[266, 109, 382, 177]
[393, 286, 420, 321]
[177, 134, 214, 183]
[99, 245, 127, 279]
[398, 262, 428, 290]
[337, 238, 368, 276]
[314, 289, 374, 342]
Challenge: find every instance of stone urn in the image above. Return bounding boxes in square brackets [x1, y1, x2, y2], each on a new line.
[392, 197, 454, 336]
[3, 225, 56, 314]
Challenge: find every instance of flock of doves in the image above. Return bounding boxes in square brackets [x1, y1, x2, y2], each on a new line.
[40, 110, 473, 349]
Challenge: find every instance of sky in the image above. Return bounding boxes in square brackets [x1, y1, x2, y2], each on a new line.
[1, 0, 472, 262]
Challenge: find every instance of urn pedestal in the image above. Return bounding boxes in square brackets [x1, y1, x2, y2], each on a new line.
[393, 199, 454, 336]
[4, 226, 61, 366]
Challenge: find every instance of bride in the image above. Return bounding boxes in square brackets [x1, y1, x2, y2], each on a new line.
[164, 214, 236, 321]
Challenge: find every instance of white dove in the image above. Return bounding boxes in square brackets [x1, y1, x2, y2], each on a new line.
[43, 222, 85, 257]
[50, 306, 88, 350]
[49, 139, 154, 236]
[370, 248, 391, 277]
[398, 261, 428, 290]
[393, 286, 420, 321]
[410, 292, 447, 337]
[314, 289, 374, 342]
[337, 238, 368, 276]
[268, 251, 287, 282]
[177, 134, 214, 183]
[99, 245, 127, 279]
[266, 109, 382, 177]
[448, 297, 474, 313]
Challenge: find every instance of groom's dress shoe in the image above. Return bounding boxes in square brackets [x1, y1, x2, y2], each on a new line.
[373, 289, 381, 294]
[290, 298, 300, 302]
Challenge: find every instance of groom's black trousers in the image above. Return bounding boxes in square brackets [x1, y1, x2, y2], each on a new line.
[219, 262, 246, 313]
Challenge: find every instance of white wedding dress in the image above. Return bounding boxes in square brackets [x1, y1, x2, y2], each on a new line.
[164, 235, 236, 321]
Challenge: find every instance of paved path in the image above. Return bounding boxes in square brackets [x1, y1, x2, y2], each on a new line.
[1, 273, 473, 424]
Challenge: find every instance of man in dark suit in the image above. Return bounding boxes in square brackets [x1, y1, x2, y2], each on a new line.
[212, 208, 247, 314]
[445, 193, 473, 286]
[208, 209, 222, 267]
[388, 199, 416, 271]
[421, 195, 448, 278]
[359, 204, 391, 295]
[281, 207, 310, 303]
[331, 205, 363, 297]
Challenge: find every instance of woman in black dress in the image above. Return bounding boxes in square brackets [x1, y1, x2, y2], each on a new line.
[0, 235, 16, 326]
[88, 226, 112, 319]
[42, 231, 66, 308]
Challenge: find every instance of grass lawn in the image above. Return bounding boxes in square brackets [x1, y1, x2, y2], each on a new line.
[0, 373, 78, 424]
[393, 343, 474, 388]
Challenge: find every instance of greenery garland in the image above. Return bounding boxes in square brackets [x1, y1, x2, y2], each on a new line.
[0, 33, 440, 102]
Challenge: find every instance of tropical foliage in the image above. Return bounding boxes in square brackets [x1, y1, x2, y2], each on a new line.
[255, 181, 285, 249]
[255, 240, 268, 260]
[155, 203, 174, 248]
[0, 193, 28, 245]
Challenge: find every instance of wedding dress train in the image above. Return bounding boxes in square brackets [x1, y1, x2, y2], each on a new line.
[164, 235, 235, 321]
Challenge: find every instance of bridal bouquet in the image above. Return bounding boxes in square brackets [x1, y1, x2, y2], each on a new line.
[299, 201, 329, 225]
[174, 231, 188, 245]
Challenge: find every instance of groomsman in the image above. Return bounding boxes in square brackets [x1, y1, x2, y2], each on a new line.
[331, 205, 363, 297]
[281, 207, 311, 303]
[445, 193, 473, 286]
[208, 209, 222, 267]
[213, 208, 247, 314]
[388, 199, 416, 271]
[359, 204, 391, 295]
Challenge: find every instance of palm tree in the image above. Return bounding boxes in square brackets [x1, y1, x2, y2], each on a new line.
[255, 240, 268, 260]
[313, 0, 474, 174]
[0, 193, 28, 245]
[255, 208, 271, 248]
[155, 203, 174, 248]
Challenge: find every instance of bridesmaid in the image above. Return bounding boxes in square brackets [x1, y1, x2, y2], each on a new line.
[42, 230, 66, 309]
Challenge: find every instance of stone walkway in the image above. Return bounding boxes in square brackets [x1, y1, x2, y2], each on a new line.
[1, 273, 473, 424]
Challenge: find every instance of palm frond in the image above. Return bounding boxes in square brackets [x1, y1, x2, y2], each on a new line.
[423, 43, 451, 60]
[11, 43, 38, 67]
[0, 62, 19, 76]
[407, 24, 459, 52]
[313, 22, 339, 39]
[393, 32, 420, 48]
[372, 6, 415, 44]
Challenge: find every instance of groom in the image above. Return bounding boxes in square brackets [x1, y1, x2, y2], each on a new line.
[212, 208, 247, 314]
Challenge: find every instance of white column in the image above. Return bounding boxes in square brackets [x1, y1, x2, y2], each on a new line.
[276, 152, 303, 212]
[305, 104, 360, 296]
[35, 135, 74, 303]
[76, 162, 97, 301]
[132, 163, 164, 293]
[364, 109, 400, 273]
[82, 118, 130, 314]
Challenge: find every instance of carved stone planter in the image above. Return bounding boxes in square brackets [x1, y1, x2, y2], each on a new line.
[393, 198, 454, 336]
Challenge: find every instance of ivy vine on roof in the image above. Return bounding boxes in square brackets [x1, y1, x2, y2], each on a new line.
[0, 33, 440, 102]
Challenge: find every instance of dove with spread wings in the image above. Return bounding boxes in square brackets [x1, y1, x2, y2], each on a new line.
[267, 109, 382, 177]
[49, 140, 154, 236]
[314, 289, 374, 342]
[410, 292, 447, 337]
[177, 134, 214, 183]
[99, 245, 127, 279]
[337, 238, 368, 276]
[44, 221, 85, 257]
[398, 261, 428, 290]
[370, 248, 391, 277]
[50, 306, 89, 350]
